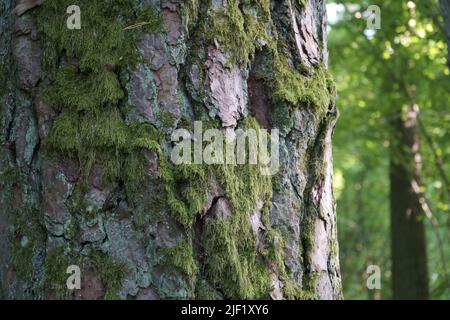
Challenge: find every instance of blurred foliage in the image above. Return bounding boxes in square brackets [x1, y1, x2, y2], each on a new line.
[328, 0, 450, 299]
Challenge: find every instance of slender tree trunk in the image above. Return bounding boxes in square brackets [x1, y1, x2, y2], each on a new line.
[0, 0, 341, 299]
[390, 104, 429, 300]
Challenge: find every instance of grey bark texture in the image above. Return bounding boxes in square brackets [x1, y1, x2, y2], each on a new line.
[0, 0, 342, 300]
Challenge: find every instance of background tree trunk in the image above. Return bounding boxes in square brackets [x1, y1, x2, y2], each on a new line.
[390, 104, 429, 300]
[440, 0, 450, 67]
[0, 0, 342, 300]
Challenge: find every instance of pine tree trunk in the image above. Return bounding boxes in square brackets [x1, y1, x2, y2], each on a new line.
[0, 0, 342, 300]
[390, 104, 429, 300]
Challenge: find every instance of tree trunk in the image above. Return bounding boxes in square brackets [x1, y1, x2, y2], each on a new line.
[440, 0, 450, 67]
[0, 0, 342, 300]
[390, 104, 429, 299]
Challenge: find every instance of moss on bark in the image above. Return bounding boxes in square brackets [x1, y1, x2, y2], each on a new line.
[42, 247, 127, 299]
[0, 0, 341, 300]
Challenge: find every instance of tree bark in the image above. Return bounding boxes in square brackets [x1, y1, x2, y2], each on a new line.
[0, 0, 341, 300]
[440, 0, 450, 67]
[390, 104, 429, 300]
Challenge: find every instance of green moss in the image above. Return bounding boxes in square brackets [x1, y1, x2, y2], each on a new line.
[202, 218, 271, 299]
[195, 279, 223, 300]
[36, 0, 162, 71]
[302, 272, 319, 293]
[37, 0, 165, 193]
[47, 107, 163, 185]
[280, 271, 319, 300]
[182, 0, 200, 35]
[207, 0, 335, 119]
[262, 188, 319, 300]
[198, 117, 275, 299]
[283, 281, 316, 300]
[0, 67, 6, 97]
[0, 170, 45, 282]
[273, 57, 336, 120]
[131, 4, 164, 33]
[207, 0, 272, 65]
[135, 116, 278, 298]
[265, 229, 285, 271]
[10, 207, 46, 281]
[296, 0, 308, 8]
[0, 166, 20, 188]
[300, 211, 317, 266]
[12, 242, 35, 281]
[162, 239, 198, 277]
[264, 228, 316, 300]
[90, 252, 128, 300]
[42, 68, 124, 113]
[33, 0, 332, 301]
[215, 118, 273, 216]
[159, 116, 274, 229]
[162, 162, 211, 228]
[42, 247, 127, 299]
[158, 110, 178, 129]
[41, 247, 71, 298]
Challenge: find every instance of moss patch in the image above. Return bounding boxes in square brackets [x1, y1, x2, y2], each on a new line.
[160, 117, 273, 228]
[34, 1, 162, 297]
[182, 0, 200, 35]
[202, 218, 271, 299]
[142, 116, 277, 298]
[37, 0, 164, 188]
[1, 165, 46, 283]
[32, 0, 332, 300]
[206, 0, 335, 119]
[273, 57, 336, 120]
[158, 159, 211, 228]
[265, 228, 316, 300]
[162, 239, 198, 278]
[296, 0, 308, 8]
[11, 207, 46, 281]
[207, 0, 272, 66]
[37, 0, 162, 71]
[199, 117, 274, 299]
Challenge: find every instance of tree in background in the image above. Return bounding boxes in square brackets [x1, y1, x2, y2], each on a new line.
[329, 0, 449, 299]
[439, 0, 450, 65]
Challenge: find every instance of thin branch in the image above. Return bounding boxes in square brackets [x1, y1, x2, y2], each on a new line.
[123, 22, 154, 30]
[410, 179, 450, 289]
